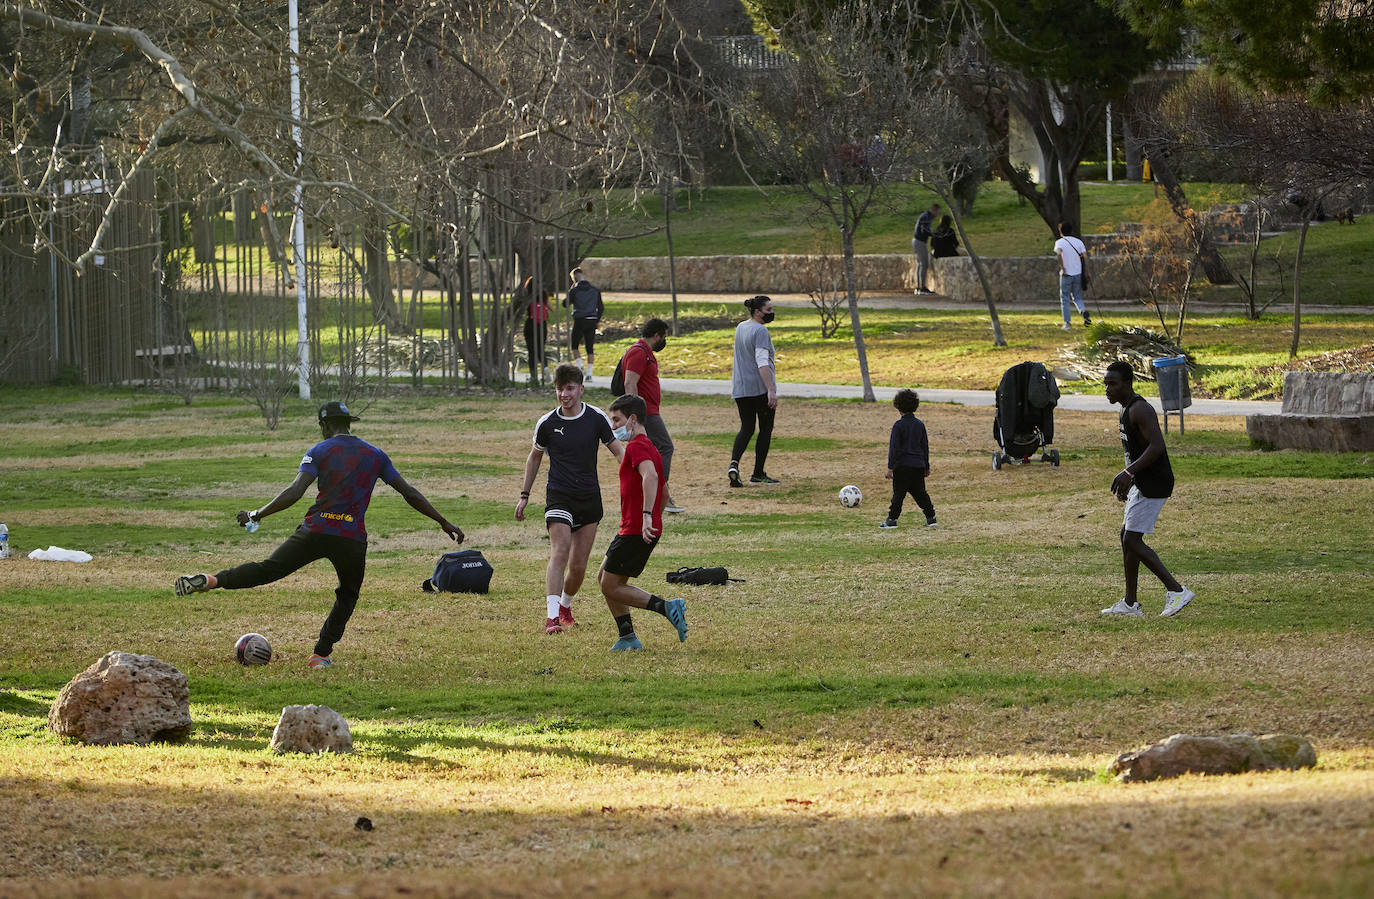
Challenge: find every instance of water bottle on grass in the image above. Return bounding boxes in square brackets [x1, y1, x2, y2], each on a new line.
[0, 522, 9, 558]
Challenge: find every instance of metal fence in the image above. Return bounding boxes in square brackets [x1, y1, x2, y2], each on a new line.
[1, 166, 584, 416]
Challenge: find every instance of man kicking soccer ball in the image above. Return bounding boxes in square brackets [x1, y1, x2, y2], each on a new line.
[1101, 361, 1195, 619]
[598, 394, 687, 651]
[174, 401, 463, 668]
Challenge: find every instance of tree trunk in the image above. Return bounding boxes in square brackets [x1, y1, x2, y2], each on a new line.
[1122, 114, 1144, 181]
[1146, 152, 1233, 285]
[1290, 214, 1311, 359]
[363, 212, 407, 333]
[664, 178, 679, 337]
[1121, 92, 1234, 285]
[938, 188, 1006, 347]
[841, 227, 875, 402]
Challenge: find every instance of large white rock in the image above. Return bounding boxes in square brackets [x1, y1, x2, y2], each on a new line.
[49, 652, 193, 745]
[270, 704, 353, 754]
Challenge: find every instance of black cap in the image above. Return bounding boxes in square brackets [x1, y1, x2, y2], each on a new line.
[317, 401, 360, 423]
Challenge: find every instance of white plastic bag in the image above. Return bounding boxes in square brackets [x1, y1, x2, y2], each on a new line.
[27, 546, 94, 563]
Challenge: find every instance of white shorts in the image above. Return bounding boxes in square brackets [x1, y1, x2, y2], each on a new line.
[1122, 485, 1167, 533]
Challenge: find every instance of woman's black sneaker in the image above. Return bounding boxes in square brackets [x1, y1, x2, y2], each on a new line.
[750, 473, 779, 484]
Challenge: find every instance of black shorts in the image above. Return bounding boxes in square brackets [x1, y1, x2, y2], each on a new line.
[603, 533, 659, 578]
[571, 318, 598, 355]
[544, 490, 603, 531]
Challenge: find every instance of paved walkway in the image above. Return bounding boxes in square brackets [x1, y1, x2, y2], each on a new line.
[659, 376, 1279, 416]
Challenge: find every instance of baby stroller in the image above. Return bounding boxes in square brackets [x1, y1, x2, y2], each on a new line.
[993, 361, 1060, 469]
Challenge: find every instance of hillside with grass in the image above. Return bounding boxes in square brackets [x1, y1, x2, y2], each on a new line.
[593, 180, 1373, 307]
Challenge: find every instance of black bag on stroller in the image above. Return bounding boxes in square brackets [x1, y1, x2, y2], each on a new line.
[993, 361, 1061, 469]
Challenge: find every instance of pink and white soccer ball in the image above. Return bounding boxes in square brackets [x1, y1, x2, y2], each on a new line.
[235, 633, 272, 666]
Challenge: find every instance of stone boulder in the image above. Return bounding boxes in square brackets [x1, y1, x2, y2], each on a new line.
[49, 652, 193, 745]
[270, 704, 353, 754]
[1246, 371, 1374, 451]
[1111, 733, 1316, 783]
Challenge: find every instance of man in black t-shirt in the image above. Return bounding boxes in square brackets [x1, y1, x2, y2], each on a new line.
[1102, 361, 1195, 619]
[517, 363, 623, 634]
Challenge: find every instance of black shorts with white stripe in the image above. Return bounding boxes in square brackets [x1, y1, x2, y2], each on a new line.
[544, 489, 603, 532]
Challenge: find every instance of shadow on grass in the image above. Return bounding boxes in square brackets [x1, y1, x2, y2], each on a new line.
[0, 773, 1369, 894]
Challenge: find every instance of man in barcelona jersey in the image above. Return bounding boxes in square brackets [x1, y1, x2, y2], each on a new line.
[173, 401, 463, 669]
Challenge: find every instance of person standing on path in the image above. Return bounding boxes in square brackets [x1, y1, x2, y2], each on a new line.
[173, 402, 464, 669]
[619, 317, 683, 513]
[728, 295, 779, 488]
[912, 203, 940, 294]
[879, 389, 937, 529]
[520, 277, 552, 381]
[1055, 221, 1091, 330]
[1101, 361, 1195, 619]
[564, 267, 605, 381]
[516, 363, 624, 635]
[597, 393, 687, 651]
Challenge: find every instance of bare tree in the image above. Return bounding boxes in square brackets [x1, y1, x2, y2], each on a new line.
[1158, 72, 1374, 357]
[726, 1, 989, 400]
[1, 1, 700, 386]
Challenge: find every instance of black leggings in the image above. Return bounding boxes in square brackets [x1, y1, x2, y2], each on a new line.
[888, 465, 935, 521]
[216, 526, 367, 657]
[523, 318, 547, 376]
[731, 394, 775, 477]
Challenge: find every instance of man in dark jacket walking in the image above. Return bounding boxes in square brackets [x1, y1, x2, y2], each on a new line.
[564, 267, 604, 380]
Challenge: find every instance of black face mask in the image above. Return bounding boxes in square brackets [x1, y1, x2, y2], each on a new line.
[653, 337, 667, 352]
[761, 311, 775, 324]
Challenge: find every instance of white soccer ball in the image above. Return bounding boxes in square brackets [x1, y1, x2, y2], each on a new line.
[235, 632, 272, 666]
[838, 485, 862, 508]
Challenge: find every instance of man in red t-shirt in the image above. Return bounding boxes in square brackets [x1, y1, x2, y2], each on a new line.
[597, 394, 687, 651]
[619, 318, 682, 512]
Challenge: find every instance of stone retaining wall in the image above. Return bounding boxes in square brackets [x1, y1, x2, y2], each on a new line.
[583, 253, 1148, 303]
[1246, 371, 1374, 451]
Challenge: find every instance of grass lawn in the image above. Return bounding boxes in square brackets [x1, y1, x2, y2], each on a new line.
[594, 181, 1254, 258]
[1, 388, 1371, 896]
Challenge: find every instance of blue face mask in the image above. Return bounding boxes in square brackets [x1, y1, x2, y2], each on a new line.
[613, 425, 633, 442]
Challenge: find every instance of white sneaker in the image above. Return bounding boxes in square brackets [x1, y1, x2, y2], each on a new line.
[1101, 598, 1143, 618]
[1161, 586, 1195, 618]
[1060, 322, 1073, 331]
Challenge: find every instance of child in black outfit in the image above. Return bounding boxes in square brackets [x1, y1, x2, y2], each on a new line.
[880, 389, 937, 529]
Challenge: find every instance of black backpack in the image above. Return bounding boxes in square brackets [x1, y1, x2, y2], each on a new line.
[610, 356, 627, 395]
[421, 549, 494, 594]
[610, 342, 647, 396]
[665, 566, 742, 586]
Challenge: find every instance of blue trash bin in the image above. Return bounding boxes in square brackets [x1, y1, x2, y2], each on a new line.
[1152, 355, 1191, 412]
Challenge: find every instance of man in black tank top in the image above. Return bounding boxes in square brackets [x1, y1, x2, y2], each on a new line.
[1102, 361, 1195, 618]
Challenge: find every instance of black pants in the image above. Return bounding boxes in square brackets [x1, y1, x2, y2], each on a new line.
[731, 393, 775, 477]
[216, 526, 367, 657]
[523, 318, 547, 376]
[888, 465, 935, 521]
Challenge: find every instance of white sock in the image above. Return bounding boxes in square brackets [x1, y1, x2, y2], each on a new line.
[547, 595, 561, 618]
[560, 591, 574, 608]
[586, 364, 593, 378]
